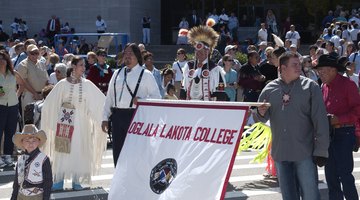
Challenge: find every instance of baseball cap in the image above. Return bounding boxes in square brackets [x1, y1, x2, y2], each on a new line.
[224, 45, 237, 54]
[259, 41, 267, 46]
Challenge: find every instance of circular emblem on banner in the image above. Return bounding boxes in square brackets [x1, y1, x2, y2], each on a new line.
[202, 69, 210, 78]
[35, 162, 40, 168]
[188, 69, 195, 78]
[149, 158, 177, 194]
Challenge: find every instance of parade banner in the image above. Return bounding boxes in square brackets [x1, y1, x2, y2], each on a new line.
[109, 100, 250, 200]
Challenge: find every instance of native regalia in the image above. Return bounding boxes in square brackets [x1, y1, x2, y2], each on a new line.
[183, 25, 226, 101]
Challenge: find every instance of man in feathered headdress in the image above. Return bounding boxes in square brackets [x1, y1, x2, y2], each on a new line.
[182, 25, 226, 101]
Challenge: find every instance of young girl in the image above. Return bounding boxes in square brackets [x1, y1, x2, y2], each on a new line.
[164, 84, 178, 100]
[160, 67, 174, 98]
[11, 124, 52, 200]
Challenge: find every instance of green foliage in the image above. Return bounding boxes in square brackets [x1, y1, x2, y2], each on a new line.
[235, 52, 248, 65]
[106, 57, 117, 69]
[186, 53, 194, 60]
[185, 52, 248, 64]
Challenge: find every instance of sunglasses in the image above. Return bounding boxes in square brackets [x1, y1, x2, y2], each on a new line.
[30, 51, 39, 55]
[226, 59, 234, 62]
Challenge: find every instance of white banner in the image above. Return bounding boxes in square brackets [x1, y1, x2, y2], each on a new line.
[109, 100, 249, 200]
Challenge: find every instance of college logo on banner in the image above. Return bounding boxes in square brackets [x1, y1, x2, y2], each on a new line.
[109, 100, 249, 200]
[149, 158, 177, 194]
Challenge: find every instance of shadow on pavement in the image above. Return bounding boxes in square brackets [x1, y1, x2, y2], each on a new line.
[50, 187, 108, 200]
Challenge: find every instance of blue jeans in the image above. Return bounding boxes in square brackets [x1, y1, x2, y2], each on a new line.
[0, 104, 18, 155]
[275, 157, 320, 200]
[142, 28, 150, 44]
[325, 127, 359, 200]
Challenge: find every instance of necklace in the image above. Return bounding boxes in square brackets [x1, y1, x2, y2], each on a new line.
[281, 80, 295, 111]
[67, 77, 83, 104]
[68, 74, 82, 84]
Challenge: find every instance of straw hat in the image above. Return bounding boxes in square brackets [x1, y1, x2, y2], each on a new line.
[13, 124, 47, 150]
[26, 44, 39, 52]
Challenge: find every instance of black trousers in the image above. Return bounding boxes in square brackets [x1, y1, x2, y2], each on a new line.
[110, 108, 135, 167]
[243, 89, 260, 102]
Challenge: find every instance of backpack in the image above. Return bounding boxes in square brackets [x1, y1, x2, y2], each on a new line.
[23, 100, 43, 127]
[23, 103, 35, 125]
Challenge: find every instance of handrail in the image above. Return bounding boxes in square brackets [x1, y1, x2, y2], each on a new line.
[54, 32, 129, 58]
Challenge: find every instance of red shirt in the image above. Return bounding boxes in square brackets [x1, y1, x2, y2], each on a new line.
[238, 63, 264, 91]
[322, 74, 360, 124]
[86, 64, 113, 94]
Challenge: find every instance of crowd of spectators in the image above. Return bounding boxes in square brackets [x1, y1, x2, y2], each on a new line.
[0, 15, 108, 61]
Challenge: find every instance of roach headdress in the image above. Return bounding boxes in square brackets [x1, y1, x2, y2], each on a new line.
[187, 25, 219, 52]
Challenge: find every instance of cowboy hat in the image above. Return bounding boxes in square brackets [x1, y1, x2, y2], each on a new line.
[13, 124, 47, 150]
[314, 54, 346, 72]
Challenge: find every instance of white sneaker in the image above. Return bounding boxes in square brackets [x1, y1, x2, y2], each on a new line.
[0, 158, 6, 168]
[3, 155, 14, 167]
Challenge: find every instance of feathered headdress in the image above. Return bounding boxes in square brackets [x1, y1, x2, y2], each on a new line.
[187, 25, 219, 52]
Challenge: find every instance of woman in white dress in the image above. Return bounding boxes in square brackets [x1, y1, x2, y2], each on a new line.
[41, 56, 107, 191]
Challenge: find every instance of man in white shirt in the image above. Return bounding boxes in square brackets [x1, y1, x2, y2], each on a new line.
[330, 30, 341, 50]
[341, 24, 352, 43]
[102, 43, 161, 167]
[343, 62, 359, 88]
[219, 8, 229, 24]
[96, 15, 107, 34]
[350, 23, 359, 44]
[348, 14, 360, 27]
[258, 23, 268, 44]
[349, 41, 360, 74]
[285, 25, 301, 48]
[10, 18, 19, 39]
[208, 9, 219, 24]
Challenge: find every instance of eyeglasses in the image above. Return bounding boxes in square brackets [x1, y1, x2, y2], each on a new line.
[30, 51, 39, 55]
